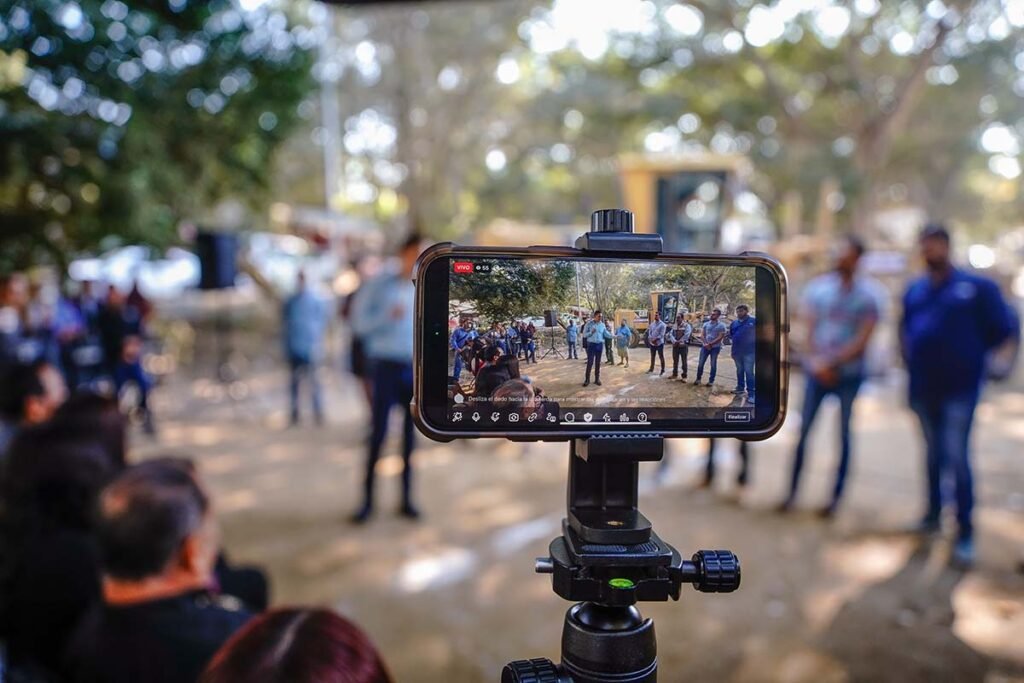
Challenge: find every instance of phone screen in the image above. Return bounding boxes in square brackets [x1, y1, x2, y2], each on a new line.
[416, 249, 786, 439]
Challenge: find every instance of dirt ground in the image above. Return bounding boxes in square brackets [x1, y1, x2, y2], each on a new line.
[495, 348, 748, 411]
[136, 346, 1024, 682]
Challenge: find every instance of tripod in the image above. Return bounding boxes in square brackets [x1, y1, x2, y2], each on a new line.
[541, 326, 565, 360]
[502, 436, 740, 683]
[502, 210, 741, 682]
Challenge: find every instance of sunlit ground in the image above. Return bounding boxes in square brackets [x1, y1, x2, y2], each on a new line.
[137, 356, 1024, 682]
[463, 348, 747, 411]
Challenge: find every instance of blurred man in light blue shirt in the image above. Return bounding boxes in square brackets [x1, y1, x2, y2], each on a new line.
[283, 271, 328, 426]
[646, 311, 666, 375]
[350, 234, 421, 523]
[694, 310, 727, 385]
[565, 320, 578, 360]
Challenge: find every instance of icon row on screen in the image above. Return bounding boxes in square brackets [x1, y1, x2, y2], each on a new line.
[562, 411, 648, 424]
[451, 410, 558, 424]
[449, 410, 653, 425]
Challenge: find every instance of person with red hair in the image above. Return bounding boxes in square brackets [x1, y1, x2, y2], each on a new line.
[201, 607, 392, 683]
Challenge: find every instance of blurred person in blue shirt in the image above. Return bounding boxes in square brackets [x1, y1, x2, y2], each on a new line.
[780, 237, 880, 518]
[350, 234, 421, 524]
[615, 320, 632, 367]
[646, 311, 667, 375]
[506, 322, 520, 358]
[901, 224, 1016, 567]
[449, 319, 476, 381]
[693, 310, 727, 385]
[565, 320, 578, 359]
[582, 310, 612, 387]
[282, 271, 328, 427]
[729, 304, 756, 401]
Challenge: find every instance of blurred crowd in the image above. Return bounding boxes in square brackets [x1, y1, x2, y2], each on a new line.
[0, 386, 392, 682]
[0, 274, 156, 441]
[0, 223, 1019, 683]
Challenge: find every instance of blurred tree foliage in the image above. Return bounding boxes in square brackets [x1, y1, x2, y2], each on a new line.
[288, 0, 1022, 241]
[638, 263, 754, 313]
[0, 0, 314, 269]
[449, 258, 575, 322]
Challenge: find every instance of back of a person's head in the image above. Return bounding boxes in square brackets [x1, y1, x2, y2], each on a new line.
[201, 608, 392, 683]
[53, 390, 128, 467]
[97, 459, 209, 581]
[1, 360, 47, 421]
[4, 421, 118, 534]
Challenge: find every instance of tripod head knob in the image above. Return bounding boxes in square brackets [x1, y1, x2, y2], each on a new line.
[686, 549, 741, 593]
[590, 208, 634, 232]
[501, 658, 564, 683]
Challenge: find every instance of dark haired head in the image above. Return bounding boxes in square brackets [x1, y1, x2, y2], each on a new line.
[97, 460, 210, 581]
[593, 309, 602, 316]
[835, 234, 867, 274]
[845, 235, 867, 257]
[736, 304, 749, 312]
[4, 422, 119, 534]
[53, 390, 128, 467]
[496, 353, 521, 377]
[920, 222, 950, 244]
[201, 608, 392, 683]
[400, 232, 423, 253]
[919, 222, 952, 272]
[2, 360, 64, 423]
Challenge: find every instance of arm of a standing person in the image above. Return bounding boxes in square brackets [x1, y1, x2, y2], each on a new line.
[350, 278, 392, 341]
[977, 279, 1016, 350]
[707, 324, 726, 347]
[830, 294, 880, 367]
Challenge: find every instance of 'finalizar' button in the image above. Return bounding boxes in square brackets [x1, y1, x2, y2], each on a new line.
[724, 411, 752, 423]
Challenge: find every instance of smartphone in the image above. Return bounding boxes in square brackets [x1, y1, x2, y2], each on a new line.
[413, 243, 788, 440]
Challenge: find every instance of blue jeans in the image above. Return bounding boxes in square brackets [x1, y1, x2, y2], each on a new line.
[567, 341, 577, 359]
[787, 373, 863, 505]
[288, 355, 323, 422]
[733, 352, 755, 396]
[910, 394, 978, 539]
[584, 342, 604, 382]
[115, 359, 151, 410]
[364, 360, 415, 507]
[696, 346, 721, 383]
[452, 349, 465, 379]
[525, 341, 536, 362]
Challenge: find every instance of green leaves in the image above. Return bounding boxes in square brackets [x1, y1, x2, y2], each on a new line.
[0, 0, 314, 270]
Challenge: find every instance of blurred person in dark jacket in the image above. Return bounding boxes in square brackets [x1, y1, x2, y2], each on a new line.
[0, 422, 120, 680]
[0, 359, 67, 459]
[66, 459, 251, 683]
[901, 224, 1016, 567]
[98, 287, 155, 434]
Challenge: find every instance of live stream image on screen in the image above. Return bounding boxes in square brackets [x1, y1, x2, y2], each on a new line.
[446, 258, 758, 427]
